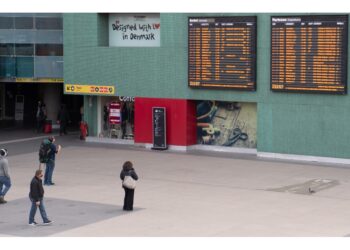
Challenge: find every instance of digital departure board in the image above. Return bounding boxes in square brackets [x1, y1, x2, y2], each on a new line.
[271, 15, 348, 94]
[188, 16, 257, 90]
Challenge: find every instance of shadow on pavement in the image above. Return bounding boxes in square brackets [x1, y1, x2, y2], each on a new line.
[0, 197, 142, 237]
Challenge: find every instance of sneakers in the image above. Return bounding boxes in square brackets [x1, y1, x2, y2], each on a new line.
[29, 222, 38, 226]
[0, 196, 7, 204]
[43, 220, 53, 225]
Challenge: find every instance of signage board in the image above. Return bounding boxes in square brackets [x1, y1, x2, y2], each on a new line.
[152, 107, 167, 150]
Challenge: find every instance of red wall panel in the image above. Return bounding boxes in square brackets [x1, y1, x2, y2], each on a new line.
[134, 97, 197, 146]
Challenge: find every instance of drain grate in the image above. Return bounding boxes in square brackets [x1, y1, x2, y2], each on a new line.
[267, 179, 339, 195]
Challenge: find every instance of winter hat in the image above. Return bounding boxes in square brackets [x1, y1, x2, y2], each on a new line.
[0, 148, 8, 157]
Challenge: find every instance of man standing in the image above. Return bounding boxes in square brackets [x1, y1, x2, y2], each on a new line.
[57, 104, 70, 136]
[44, 136, 61, 186]
[0, 149, 11, 204]
[29, 169, 52, 226]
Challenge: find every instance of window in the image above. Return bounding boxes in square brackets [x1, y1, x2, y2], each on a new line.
[0, 44, 14, 56]
[16, 57, 34, 77]
[35, 17, 63, 30]
[0, 57, 16, 77]
[14, 17, 34, 29]
[35, 44, 63, 56]
[0, 17, 14, 29]
[15, 44, 34, 56]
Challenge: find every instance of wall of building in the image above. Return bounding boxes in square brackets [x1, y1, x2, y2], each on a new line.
[134, 97, 197, 146]
[64, 13, 350, 158]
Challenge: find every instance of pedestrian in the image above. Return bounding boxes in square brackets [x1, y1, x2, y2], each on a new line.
[121, 102, 128, 139]
[120, 161, 138, 211]
[0, 149, 11, 204]
[29, 169, 53, 226]
[57, 104, 70, 136]
[44, 136, 61, 186]
[36, 101, 45, 133]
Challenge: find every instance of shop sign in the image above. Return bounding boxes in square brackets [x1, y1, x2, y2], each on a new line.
[1, 78, 64, 83]
[109, 13, 160, 47]
[118, 96, 135, 102]
[109, 102, 121, 124]
[65, 84, 115, 95]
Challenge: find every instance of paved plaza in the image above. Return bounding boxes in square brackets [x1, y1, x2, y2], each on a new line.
[1, 131, 350, 236]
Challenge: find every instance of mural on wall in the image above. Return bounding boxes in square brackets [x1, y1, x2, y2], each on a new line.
[109, 13, 160, 47]
[197, 101, 257, 148]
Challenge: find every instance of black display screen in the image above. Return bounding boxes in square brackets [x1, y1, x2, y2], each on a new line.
[188, 16, 257, 90]
[271, 15, 348, 94]
[152, 107, 167, 150]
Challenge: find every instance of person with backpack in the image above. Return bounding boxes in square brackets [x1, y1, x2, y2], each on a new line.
[0, 149, 11, 204]
[120, 161, 138, 211]
[39, 136, 61, 185]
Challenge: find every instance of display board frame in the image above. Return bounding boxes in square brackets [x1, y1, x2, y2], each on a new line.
[270, 15, 348, 95]
[152, 107, 167, 150]
[188, 16, 257, 91]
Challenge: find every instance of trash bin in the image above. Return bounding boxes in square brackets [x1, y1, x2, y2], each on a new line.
[44, 120, 52, 134]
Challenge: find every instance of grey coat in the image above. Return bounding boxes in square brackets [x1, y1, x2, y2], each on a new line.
[0, 156, 10, 178]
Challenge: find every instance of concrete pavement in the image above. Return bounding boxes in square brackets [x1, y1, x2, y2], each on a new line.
[1, 134, 350, 236]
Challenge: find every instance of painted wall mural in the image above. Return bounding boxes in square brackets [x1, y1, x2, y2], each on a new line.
[196, 101, 257, 148]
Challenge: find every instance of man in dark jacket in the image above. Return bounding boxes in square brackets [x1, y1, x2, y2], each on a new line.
[44, 136, 61, 186]
[28, 169, 52, 226]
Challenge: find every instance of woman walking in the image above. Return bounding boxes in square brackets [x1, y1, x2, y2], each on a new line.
[120, 161, 138, 211]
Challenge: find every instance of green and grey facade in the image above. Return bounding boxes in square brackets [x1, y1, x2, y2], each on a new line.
[63, 13, 350, 163]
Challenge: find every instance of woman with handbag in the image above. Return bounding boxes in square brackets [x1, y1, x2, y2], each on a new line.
[120, 161, 138, 211]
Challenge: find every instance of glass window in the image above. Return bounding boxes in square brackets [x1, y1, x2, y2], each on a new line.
[0, 30, 15, 43]
[35, 17, 63, 30]
[35, 44, 63, 56]
[15, 44, 34, 56]
[34, 56, 63, 78]
[0, 44, 14, 56]
[16, 57, 34, 77]
[35, 30, 63, 44]
[0, 17, 14, 29]
[14, 17, 34, 29]
[0, 57, 16, 77]
[14, 30, 35, 43]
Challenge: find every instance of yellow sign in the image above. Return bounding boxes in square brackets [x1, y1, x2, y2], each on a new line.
[65, 84, 115, 95]
[15, 78, 64, 83]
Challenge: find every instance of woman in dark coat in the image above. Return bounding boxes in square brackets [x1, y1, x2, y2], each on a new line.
[120, 161, 138, 211]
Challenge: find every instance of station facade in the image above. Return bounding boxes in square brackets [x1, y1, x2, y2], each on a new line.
[0, 13, 82, 129]
[63, 13, 350, 163]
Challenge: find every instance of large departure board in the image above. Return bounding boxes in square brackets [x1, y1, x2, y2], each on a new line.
[271, 15, 348, 94]
[188, 16, 257, 90]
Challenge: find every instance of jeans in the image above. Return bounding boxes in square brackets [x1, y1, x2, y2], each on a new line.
[0, 176, 11, 197]
[44, 160, 55, 185]
[29, 198, 49, 223]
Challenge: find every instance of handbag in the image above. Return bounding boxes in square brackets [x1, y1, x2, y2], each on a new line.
[123, 175, 136, 189]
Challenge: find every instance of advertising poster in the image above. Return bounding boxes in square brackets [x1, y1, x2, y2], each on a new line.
[197, 101, 257, 148]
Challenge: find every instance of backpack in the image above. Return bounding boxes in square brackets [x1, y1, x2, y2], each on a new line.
[39, 139, 52, 163]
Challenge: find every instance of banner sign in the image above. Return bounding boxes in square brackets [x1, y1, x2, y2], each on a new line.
[0, 78, 64, 83]
[109, 13, 160, 47]
[109, 102, 121, 124]
[65, 84, 115, 95]
[152, 107, 167, 150]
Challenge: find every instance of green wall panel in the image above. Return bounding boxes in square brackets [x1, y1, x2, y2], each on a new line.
[64, 13, 350, 159]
